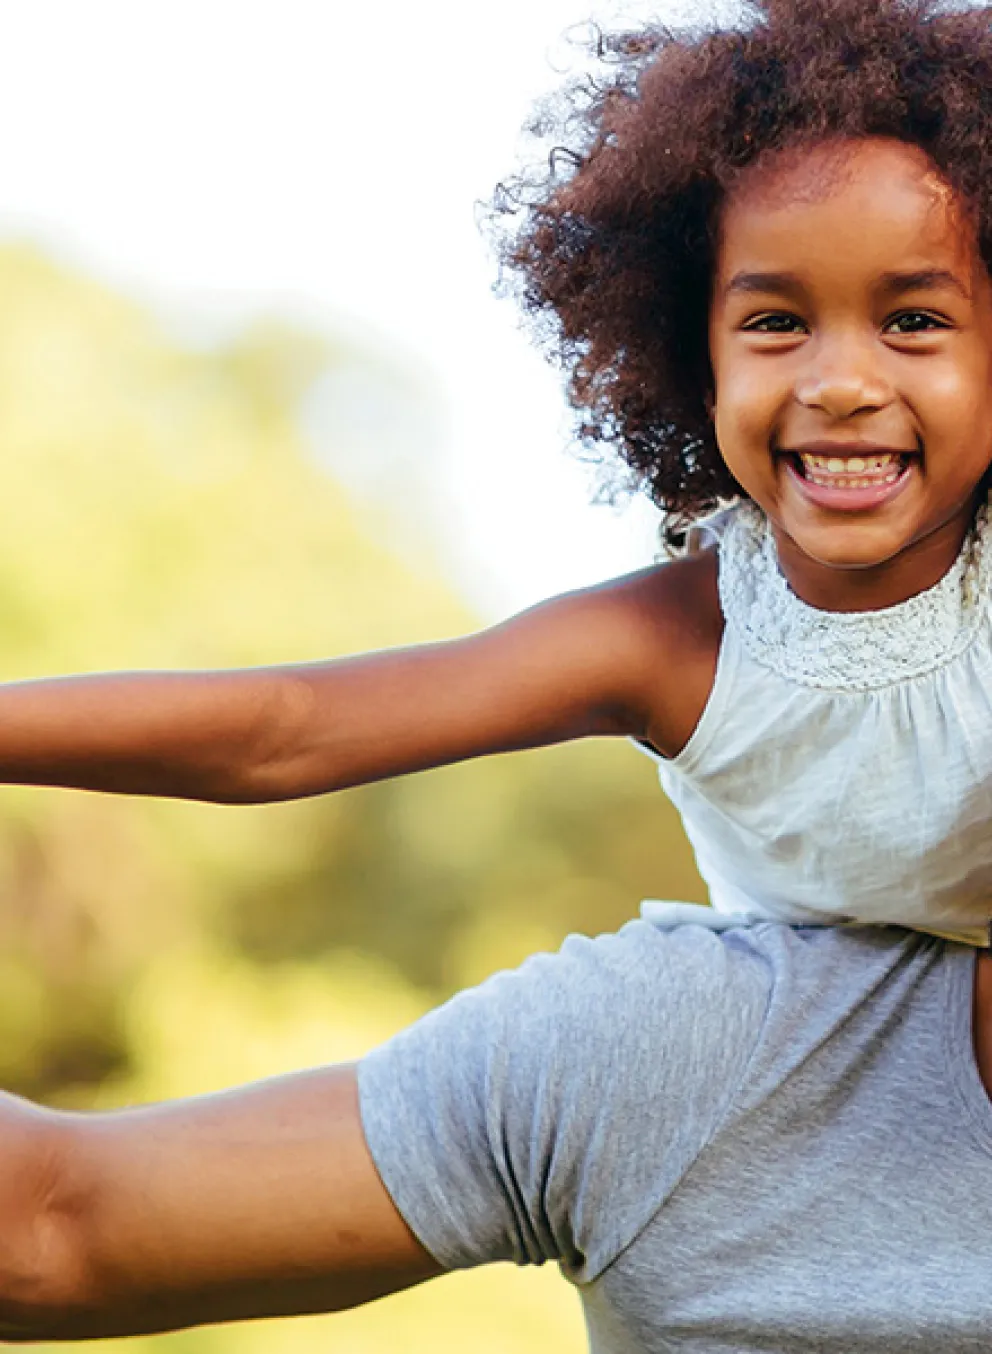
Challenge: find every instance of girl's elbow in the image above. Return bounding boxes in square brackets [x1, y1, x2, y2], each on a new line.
[0, 1109, 98, 1341]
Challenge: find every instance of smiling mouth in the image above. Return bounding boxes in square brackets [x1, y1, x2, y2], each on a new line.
[786, 450, 914, 490]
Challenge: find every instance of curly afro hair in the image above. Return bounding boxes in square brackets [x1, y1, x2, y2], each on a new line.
[488, 0, 992, 532]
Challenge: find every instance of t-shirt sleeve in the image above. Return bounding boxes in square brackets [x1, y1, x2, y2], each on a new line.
[357, 921, 772, 1282]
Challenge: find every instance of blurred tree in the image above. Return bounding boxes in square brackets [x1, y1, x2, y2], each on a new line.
[224, 742, 705, 994]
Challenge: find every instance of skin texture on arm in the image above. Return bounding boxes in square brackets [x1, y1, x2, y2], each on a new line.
[0, 552, 721, 803]
[0, 1066, 441, 1341]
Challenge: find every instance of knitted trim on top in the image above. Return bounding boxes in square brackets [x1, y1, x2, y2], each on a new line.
[717, 501, 992, 691]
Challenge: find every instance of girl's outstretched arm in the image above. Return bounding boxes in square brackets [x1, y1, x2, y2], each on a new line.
[0, 1065, 442, 1341]
[0, 560, 713, 803]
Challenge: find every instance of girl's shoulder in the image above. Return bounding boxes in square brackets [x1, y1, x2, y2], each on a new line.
[503, 522, 725, 757]
[600, 544, 723, 758]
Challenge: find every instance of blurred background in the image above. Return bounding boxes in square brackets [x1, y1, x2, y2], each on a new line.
[0, 1, 719, 1349]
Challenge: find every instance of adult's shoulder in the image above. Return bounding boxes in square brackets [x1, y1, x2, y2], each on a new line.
[713, 922, 948, 1109]
[358, 919, 781, 1281]
[461, 919, 934, 1277]
[511, 916, 773, 1047]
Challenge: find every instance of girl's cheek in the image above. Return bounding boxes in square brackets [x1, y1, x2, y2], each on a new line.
[715, 382, 774, 453]
[713, 412, 755, 486]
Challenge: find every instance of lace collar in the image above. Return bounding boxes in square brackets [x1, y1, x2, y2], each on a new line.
[716, 500, 992, 691]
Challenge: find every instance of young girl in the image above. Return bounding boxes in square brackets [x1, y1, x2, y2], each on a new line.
[7, 0, 992, 1346]
[0, 0, 989, 952]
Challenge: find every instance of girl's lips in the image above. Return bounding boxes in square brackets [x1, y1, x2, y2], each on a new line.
[782, 455, 915, 512]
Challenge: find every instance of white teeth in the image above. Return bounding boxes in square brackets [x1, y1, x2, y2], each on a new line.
[804, 470, 901, 489]
[797, 451, 905, 490]
[799, 452, 900, 474]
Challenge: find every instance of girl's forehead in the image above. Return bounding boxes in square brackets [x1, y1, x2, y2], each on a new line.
[726, 137, 940, 208]
[715, 138, 976, 281]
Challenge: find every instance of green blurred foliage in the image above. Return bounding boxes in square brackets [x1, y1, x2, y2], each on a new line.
[0, 245, 705, 1351]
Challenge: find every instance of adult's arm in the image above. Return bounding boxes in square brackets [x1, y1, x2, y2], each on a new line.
[0, 1065, 442, 1342]
[0, 557, 715, 803]
[0, 911, 767, 1342]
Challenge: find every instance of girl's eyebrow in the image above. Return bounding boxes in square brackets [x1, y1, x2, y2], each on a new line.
[723, 267, 971, 300]
[876, 268, 972, 300]
[722, 270, 805, 298]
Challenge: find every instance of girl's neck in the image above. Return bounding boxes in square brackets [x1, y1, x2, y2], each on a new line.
[770, 496, 983, 613]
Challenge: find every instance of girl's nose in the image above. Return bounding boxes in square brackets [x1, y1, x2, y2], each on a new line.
[794, 341, 893, 419]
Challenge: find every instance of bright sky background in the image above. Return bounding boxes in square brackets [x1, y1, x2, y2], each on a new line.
[0, 0, 724, 619]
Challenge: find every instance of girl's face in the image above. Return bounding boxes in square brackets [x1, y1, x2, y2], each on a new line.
[708, 137, 992, 611]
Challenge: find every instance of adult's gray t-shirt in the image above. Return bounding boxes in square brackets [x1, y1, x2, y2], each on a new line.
[358, 921, 992, 1352]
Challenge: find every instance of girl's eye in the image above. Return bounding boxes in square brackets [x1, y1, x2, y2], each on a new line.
[741, 313, 806, 334]
[886, 310, 950, 335]
[741, 310, 952, 336]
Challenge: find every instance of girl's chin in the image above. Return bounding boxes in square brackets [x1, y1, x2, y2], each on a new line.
[775, 524, 911, 572]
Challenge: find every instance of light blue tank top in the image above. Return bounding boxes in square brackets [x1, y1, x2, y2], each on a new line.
[638, 500, 992, 944]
